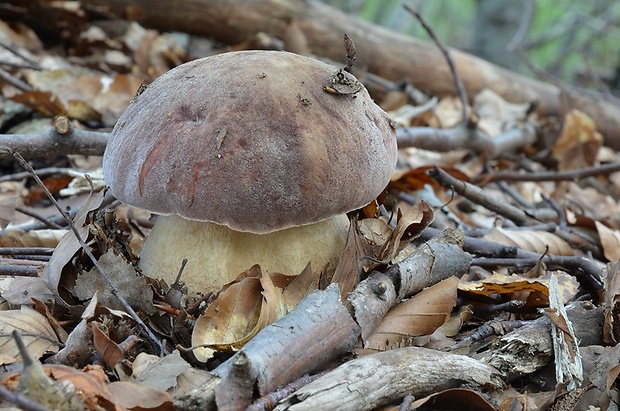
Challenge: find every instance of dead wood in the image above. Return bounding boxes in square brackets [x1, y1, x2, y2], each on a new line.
[274, 347, 503, 411]
[0, 128, 109, 159]
[175, 229, 472, 410]
[483, 301, 604, 381]
[80, 0, 620, 149]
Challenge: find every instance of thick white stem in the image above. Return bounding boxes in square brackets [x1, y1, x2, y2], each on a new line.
[138, 214, 350, 293]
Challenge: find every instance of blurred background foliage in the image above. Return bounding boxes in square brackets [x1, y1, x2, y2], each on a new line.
[319, 0, 620, 95]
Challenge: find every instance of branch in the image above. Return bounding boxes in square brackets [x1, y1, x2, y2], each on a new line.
[0, 120, 109, 159]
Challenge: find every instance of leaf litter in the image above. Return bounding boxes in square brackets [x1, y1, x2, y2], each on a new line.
[1, 3, 620, 410]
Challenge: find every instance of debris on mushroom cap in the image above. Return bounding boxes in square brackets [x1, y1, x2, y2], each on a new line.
[103, 50, 398, 233]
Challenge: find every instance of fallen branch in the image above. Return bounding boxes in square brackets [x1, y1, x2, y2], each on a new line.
[78, 0, 620, 149]
[176, 229, 472, 410]
[275, 347, 503, 411]
[483, 301, 603, 381]
[0, 123, 109, 159]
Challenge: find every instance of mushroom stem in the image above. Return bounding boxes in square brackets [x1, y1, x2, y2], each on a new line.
[138, 214, 350, 292]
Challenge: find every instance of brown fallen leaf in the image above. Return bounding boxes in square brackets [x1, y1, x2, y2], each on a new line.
[483, 226, 574, 256]
[552, 109, 603, 170]
[379, 200, 434, 262]
[0, 305, 61, 364]
[192, 266, 263, 362]
[360, 276, 459, 354]
[459, 270, 579, 305]
[74, 248, 155, 315]
[595, 220, 620, 261]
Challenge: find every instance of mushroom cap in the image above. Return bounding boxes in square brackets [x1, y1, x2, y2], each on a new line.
[103, 50, 397, 233]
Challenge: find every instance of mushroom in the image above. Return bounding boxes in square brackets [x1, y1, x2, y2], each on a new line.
[103, 50, 397, 293]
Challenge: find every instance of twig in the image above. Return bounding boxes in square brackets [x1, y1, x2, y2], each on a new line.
[397, 124, 536, 158]
[0, 385, 52, 411]
[428, 166, 535, 226]
[404, 4, 468, 122]
[0, 247, 54, 255]
[0, 66, 32, 92]
[0, 128, 109, 159]
[506, 0, 535, 50]
[11, 151, 167, 356]
[475, 161, 620, 184]
[418, 226, 603, 296]
[0, 167, 84, 183]
[15, 207, 63, 229]
[0, 40, 42, 69]
[246, 371, 329, 411]
[0, 264, 41, 277]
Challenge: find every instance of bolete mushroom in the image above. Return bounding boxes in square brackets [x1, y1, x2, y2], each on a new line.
[103, 50, 397, 293]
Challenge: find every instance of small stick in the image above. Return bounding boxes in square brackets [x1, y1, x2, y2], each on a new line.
[11, 151, 167, 356]
[15, 207, 63, 229]
[0, 385, 51, 411]
[475, 161, 620, 184]
[404, 4, 468, 123]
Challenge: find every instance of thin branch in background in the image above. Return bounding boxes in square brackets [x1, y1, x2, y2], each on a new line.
[0, 41, 42, 70]
[0, 167, 85, 183]
[0, 385, 51, 411]
[507, 0, 535, 50]
[577, 47, 611, 95]
[403, 4, 468, 123]
[475, 161, 620, 184]
[11, 151, 167, 356]
[14, 207, 63, 229]
[0, 66, 32, 92]
[0, 128, 109, 159]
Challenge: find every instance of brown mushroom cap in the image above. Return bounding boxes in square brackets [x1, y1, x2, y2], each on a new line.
[103, 50, 397, 233]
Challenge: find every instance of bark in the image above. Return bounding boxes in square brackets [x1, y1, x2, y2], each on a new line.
[483, 301, 604, 381]
[79, 0, 620, 149]
[274, 347, 503, 411]
[175, 229, 472, 410]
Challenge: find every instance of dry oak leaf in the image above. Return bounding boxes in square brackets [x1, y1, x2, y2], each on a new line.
[552, 109, 603, 171]
[192, 264, 318, 362]
[483, 226, 574, 256]
[595, 221, 620, 261]
[459, 271, 579, 304]
[603, 261, 620, 344]
[379, 200, 434, 262]
[360, 276, 459, 354]
[0, 305, 60, 364]
[74, 248, 155, 315]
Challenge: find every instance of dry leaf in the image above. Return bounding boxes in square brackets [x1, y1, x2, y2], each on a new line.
[473, 88, 530, 136]
[552, 109, 603, 170]
[595, 221, 620, 261]
[0, 305, 60, 364]
[108, 381, 174, 411]
[130, 351, 190, 393]
[459, 271, 579, 304]
[603, 261, 620, 344]
[74, 248, 155, 315]
[0, 228, 65, 248]
[361, 276, 459, 353]
[92, 321, 126, 369]
[2, 277, 54, 305]
[331, 219, 367, 296]
[483, 226, 574, 256]
[0, 195, 17, 229]
[43, 189, 105, 304]
[281, 263, 318, 312]
[192, 267, 263, 362]
[379, 200, 434, 261]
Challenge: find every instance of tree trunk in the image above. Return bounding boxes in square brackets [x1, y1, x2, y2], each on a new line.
[80, 0, 620, 149]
